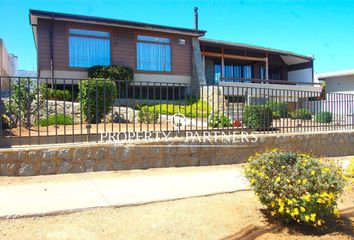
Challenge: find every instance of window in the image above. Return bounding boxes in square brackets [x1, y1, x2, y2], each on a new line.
[68, 28, 110, 68]
[213, 64, 252, 83]
[136, 35, 171, 72]
[270, 68, 282, 80]
[260, 66, 266, 79]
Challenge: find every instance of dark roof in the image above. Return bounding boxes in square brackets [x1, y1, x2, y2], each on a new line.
[200, 38, 313, 60]
[29, 9, 206, 36]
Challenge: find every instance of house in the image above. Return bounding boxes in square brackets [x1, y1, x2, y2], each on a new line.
[17, 69, 38, 77]
[29, 9, 321, 97]
[0, 39, 18, 93]
[318, 70, 354, 94]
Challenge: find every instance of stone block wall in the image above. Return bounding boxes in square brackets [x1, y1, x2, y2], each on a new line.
[0, 130, 354, 176]
[200, 86, 228, 113]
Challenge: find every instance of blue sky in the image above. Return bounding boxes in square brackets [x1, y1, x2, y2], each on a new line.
[0, 0, 352, 73]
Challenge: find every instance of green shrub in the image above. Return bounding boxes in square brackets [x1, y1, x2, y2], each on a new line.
[244, 149, 346, 227]
[88, 65, 133, 81]
[315, 112, 333, 123]
[208, 111, 232, 128]
[79, 79, 118, 123]
[244, 104, 273, 130]
[138, 106, 159, 124]
[37, 113, 73, 127]
[140, 98, 209, 118]
[40, 84, 78, 101]
[290, 108, 312, 120]
[267, 100, 288, 118]
[272, 111, 281, 120]
[48, 89, 71, 101]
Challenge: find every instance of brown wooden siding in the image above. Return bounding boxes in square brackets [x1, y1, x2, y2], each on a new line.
[37, 19, 192, 77]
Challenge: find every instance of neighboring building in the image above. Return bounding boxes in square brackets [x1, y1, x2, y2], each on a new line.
[0, 39, 18, 77]
[0, 39, 18, 92]
[18, 69, 37, 77]
[318, 70, 354, 94]
[29, 9, 320, 96]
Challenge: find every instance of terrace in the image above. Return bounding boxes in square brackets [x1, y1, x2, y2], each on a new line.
[199, 38, 322, 93]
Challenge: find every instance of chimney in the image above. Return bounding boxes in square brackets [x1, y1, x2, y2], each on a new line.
[194, 7, 198, 30]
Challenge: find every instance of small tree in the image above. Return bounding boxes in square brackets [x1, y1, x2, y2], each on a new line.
[6, 78, 44, 128]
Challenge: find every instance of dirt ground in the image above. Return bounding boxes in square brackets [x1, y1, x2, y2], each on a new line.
[0, 188, 352, 240]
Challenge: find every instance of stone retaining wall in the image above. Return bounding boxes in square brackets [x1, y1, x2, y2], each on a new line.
[1, 130, 354, 176]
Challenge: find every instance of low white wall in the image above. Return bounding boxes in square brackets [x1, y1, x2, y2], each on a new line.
[134, 74, 191, 84]
[325, 75, 354, 94]
[288, 68, 313, 83]
[39, 71, 192, 85]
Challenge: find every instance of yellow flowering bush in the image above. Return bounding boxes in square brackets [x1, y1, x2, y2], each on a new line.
[347, 158, 354, 177]
[244, 149, 346, 227]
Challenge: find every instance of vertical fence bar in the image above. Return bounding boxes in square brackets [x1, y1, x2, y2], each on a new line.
[26, 77, 31, 145]
[166, 83, 169, 132]
[8, 77, 12, 144]
[125, 79, 129, 134]
[54, 78, 58, 143]
[206, 85, 209, 131]
[118, 80, 122, 133]
[87, 78, 91, 142]
[111, 79, 114, 133]
[147, 82, 151, 133]
[63, 79, 67, 143]
[95, 79, 99, 142]
[152, 82, 156, 132]
[71, 79, 75, 143]
[45, 78, 49, 143]
[133, 81, 136, 133]
[18, 77, 22, 145]
[139, 81, 142, 132]
[37, 76, 40, 144]
[159, 82, 162, 133]
[79, 79, 83, 143]
[103, 79, 107, 136]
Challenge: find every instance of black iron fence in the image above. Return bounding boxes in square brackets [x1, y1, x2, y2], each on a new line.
[0, 76, 353, 147]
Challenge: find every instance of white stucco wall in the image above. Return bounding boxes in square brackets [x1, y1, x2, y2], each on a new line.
[324, 75, 354, 94]
[39, 70, 192, 85]
[287, 68, 313, 83]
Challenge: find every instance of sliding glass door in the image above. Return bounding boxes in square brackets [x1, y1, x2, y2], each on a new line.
[213, 64, 253, 83]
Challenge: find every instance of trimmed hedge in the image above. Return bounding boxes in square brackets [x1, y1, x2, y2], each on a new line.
[37, 113, 73, 127]
[290, 108, 312, 120]
[88, 65, 133, 81]
[244, 104, 273, 130]
[208, 111, 232, 128]
[315, 112, 333, 123]
[139, 98, 209, 118]
[79, 79, 118, 123]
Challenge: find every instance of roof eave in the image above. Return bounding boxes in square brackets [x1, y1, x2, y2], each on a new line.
[29, 9, 206, 37]
[318, 71, 354, 79]
[199, 38, 313, 61]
